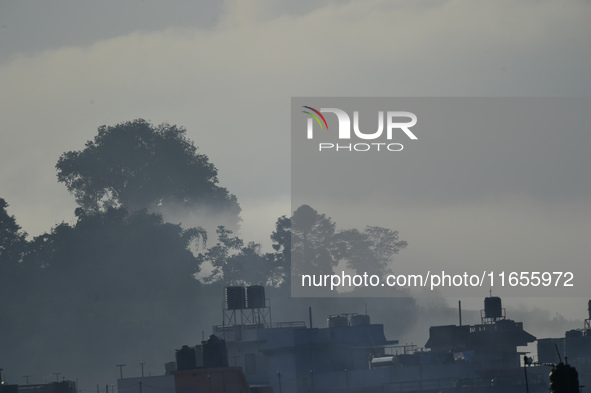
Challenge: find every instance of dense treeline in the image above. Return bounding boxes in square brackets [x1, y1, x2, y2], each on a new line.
[0, 119, 411, 386]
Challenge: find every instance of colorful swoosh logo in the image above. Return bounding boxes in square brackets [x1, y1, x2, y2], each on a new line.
[302, 106, 328, 129]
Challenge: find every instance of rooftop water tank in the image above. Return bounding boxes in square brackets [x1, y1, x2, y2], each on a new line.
[164, 361, 177, 375]
[565, 329, 583, 339]
[202, 335, 228, 368]
[176, 345, 197, 371]
[484, 296, 503, 319]
[327, 315, 349, 328]
[350, 314, 371, 326]
[225, 286, 246, 310]
[246, 285, 266, 309]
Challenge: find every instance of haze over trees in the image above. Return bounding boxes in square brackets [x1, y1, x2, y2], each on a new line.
[195, 204, 408, 297]
[56, 119, 241, 228]
[0, 119, 243, 385]
[197, 226, 281, 287]
[274, 204, 407, 282]
[0, 119, 413, 387]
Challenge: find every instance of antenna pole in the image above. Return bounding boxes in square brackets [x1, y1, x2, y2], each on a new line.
[115, 364, 126, 380]
[555, 344, 563, 363]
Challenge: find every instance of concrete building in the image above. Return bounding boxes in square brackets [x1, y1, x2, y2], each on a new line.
[173, 368, 250, 393]
[118, 375, 174, 393]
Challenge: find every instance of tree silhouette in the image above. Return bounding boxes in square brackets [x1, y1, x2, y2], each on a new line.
[0, 198, 28, 290]
[271, 205, 408, 287]
[198, 226, 280, 286]
[289, 204, 337, 276]
[3, 207, 210, 385]
[25, 207, 207, 300]
[56, 119, 241, 227]
[337, 226, 407, 276]
[198, 226, 244, 284]
[0, 198, 27, 265]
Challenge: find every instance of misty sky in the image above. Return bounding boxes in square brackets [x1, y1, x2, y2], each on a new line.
[1, 0, 590, 349]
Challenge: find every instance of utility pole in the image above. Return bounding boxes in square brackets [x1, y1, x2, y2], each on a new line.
[277, 372, 282, 393]
[116, 365, 126, 380]
[345, 369, 349, 392]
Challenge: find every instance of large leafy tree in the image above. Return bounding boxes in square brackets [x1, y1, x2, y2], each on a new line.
[25, 207, 207, 299]
[3, 208, 209, 384]
[271, 205, 408, 287]
[334, 226, 407, 276]
[56, 119, 241, 226]
[289, 204, 337, 276]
